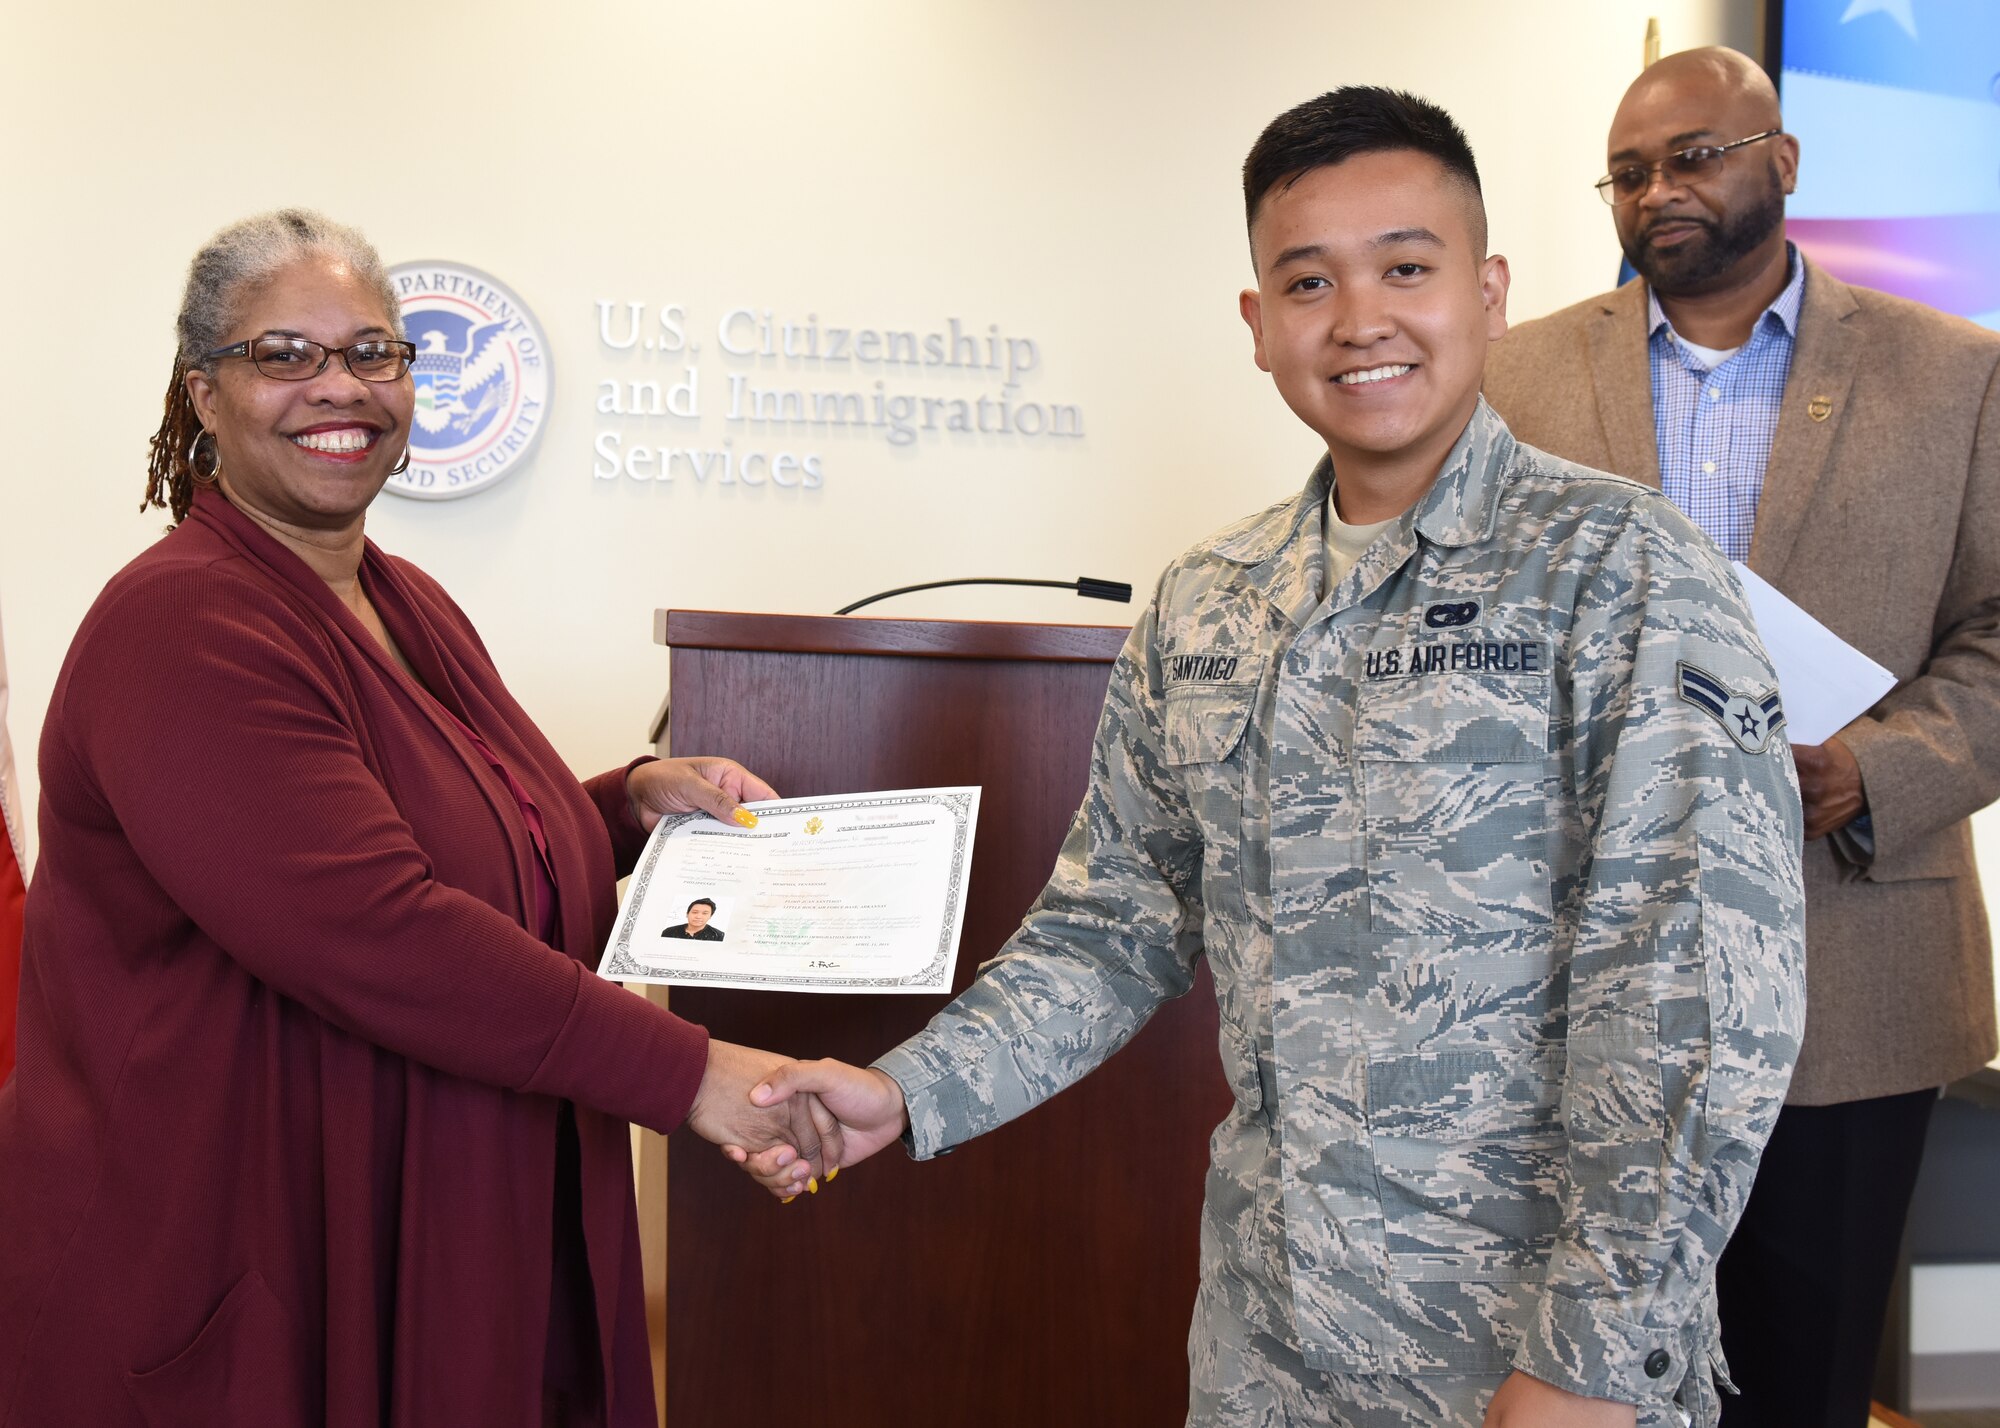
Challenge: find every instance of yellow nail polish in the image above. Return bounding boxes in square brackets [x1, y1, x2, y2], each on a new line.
[807, 1177, 819, 1194]
[781, 1195, 796, 1205]
[732, 808, 759, 828]
[826, 1166, 839, 1182]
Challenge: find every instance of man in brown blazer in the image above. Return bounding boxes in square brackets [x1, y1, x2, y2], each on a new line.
[1485, 46, 2000, 1428]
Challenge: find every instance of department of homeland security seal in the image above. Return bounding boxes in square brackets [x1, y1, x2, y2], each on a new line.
[385, 260, 551, 500]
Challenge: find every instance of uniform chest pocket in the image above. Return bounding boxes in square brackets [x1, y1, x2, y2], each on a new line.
[1162, 682, 1257, 767]
[1161, 675, 1263, 883]
[1355, 671, 1552, 936]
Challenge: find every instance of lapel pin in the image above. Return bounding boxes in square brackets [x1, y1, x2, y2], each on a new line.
[1808, 395, 1833, 422]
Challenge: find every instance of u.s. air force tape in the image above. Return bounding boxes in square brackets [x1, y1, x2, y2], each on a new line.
[1364, 639, 1548, 681]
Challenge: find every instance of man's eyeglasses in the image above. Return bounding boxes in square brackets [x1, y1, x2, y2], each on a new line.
[1594, 129, 1783, 206]
[204, 335, 418, 382]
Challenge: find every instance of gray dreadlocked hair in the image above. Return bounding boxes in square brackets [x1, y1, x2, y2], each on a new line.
[144, 209, 404, 524]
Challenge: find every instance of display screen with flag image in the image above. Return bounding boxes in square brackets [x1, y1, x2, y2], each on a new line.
[0, 605, 23, 1083]
[1773, 0, 2000, 329]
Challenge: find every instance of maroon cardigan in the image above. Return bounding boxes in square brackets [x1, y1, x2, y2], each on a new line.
[0, 488, 708, 1427]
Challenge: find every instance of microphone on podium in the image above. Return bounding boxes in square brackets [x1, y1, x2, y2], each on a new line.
[835, 576, 1133, 617]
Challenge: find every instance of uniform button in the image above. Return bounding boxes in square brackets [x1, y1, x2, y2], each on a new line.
[1702, 461, 1716, 474]
[1707, 387, 1721, 400]
[1644, 1348, 1672, 1378]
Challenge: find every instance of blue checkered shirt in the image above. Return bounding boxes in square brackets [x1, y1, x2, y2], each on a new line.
[1647, 246, 1806, 562]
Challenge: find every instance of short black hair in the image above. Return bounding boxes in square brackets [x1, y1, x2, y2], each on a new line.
[1242, 86, 1486, 259]
[688, 898, 717, 913]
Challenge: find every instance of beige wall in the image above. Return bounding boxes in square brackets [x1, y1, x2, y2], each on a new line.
[2, 0, 1761, 847]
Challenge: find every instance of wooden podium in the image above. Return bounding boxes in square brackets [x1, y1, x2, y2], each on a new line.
[639, 610, 1231, 1428]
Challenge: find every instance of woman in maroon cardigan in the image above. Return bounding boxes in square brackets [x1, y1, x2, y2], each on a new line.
[0, 211, 832, 1428]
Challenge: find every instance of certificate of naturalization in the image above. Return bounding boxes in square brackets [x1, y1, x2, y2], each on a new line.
[600, 787, 980, 993]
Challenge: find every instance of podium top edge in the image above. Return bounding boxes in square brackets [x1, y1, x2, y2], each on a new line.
[655, 609, 1132, 663]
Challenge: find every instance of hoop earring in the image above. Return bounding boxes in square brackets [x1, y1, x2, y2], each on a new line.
[189, 429, 223, 486]
[390, 447, 411, 476]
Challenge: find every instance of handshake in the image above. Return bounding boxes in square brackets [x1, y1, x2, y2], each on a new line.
[684, 1042, 909, 1200]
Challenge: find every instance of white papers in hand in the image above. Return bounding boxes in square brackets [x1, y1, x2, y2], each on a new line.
[1731, 562, 1896, 746]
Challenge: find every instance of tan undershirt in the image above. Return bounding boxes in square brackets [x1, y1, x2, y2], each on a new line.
[1322, 490, 1397, 596]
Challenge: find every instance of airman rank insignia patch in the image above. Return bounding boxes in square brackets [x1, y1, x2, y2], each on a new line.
[1678, 662, 1785, 753]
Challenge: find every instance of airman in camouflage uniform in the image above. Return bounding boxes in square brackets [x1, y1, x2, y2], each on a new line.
[874, 398, 1804, 1424]
[741, 86, 1806, 1428]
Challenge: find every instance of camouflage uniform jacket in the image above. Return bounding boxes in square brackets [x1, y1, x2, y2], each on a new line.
[874, 401, 1805, 1410]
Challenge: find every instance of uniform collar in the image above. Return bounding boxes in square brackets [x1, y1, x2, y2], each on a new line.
[1208, 399, 1513, 565]
[1205, 399, 1514, 628]
[1206, 462, 1328, 567]
[1202, 462, 1328, 631]
[1408, 397, 1515, 551]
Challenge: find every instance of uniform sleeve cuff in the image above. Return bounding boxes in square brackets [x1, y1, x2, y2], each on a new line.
[1513, 1291, 1680, 1405]
[871, 1045, 956, 1160]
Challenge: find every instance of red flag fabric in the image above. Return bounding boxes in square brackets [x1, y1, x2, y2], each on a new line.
[0, 605, 23, 1083]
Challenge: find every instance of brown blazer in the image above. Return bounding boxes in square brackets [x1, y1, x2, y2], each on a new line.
[1485, 255, 2000, 1103]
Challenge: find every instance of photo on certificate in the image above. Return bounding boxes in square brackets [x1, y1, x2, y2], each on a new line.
[656, 894, 728, 942]
[601, 786, 980, 994]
